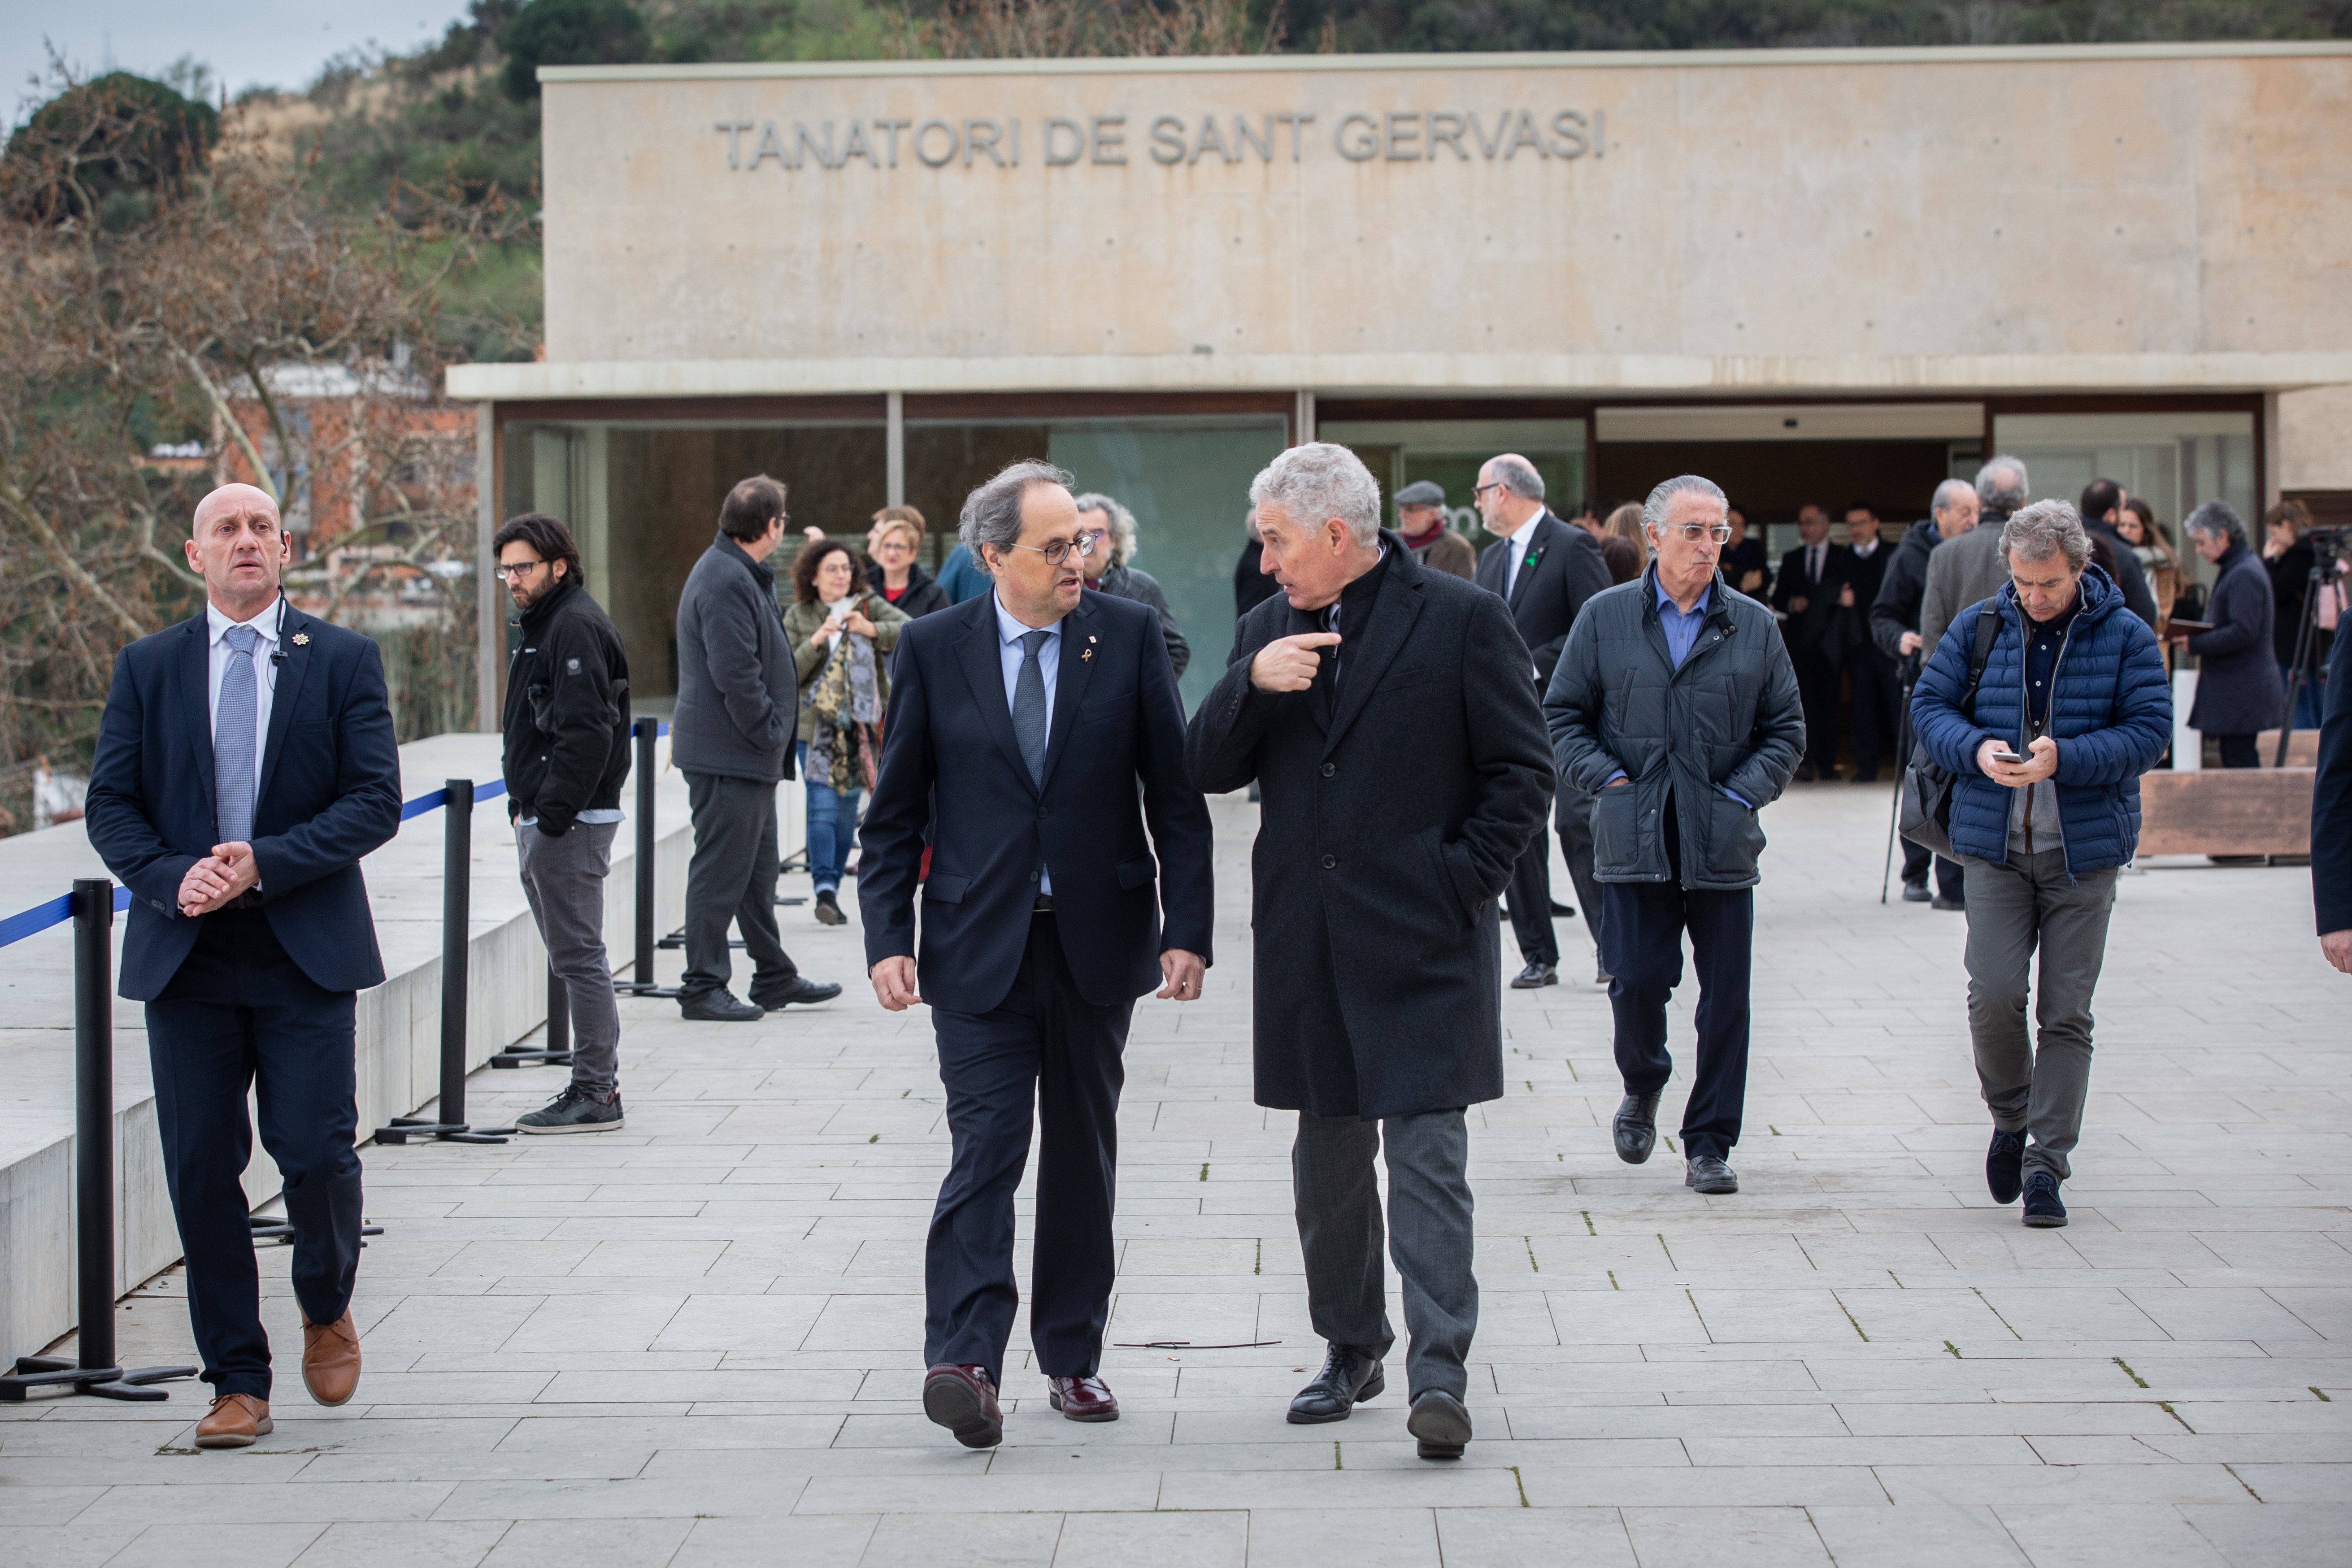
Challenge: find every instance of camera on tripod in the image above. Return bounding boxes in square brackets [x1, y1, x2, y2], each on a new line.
[2301, 524, 2352, 560]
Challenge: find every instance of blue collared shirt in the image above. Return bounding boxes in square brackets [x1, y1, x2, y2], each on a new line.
[994, 591, 1065, 893]
[1604, 577, 1750, 808]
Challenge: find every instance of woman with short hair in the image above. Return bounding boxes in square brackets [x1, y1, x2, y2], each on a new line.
[868, 509, 952, 619]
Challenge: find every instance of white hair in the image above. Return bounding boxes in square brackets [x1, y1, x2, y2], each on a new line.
[1248, 443, 1382, 546]
[1975, 455, 2030, 511]
[1488, 455, 1545, 503]
[1641, 474, 1728, 533]
[1070, 491, 1138, 566]
[1932, 478, 1975, 513]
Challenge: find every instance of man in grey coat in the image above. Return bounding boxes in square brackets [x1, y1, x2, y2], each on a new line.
[1188, 443, 1551, 1462]
[670, 474, 841, 1021]
[1921, 456, 2031, 652]
[1546, 475, 1806, 1197]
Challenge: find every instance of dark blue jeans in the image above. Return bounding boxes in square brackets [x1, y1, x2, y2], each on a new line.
[796, 740, 863, 894]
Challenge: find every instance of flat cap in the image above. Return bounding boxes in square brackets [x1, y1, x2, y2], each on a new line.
[1393, 480, 1447, 507]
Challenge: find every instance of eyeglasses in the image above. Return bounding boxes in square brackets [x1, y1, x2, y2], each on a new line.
[1665, 524, 1734, 544]
[493, 559, 547, 581]
[1470, 483, 1502, 502]
[1004, 532, 1100, 567]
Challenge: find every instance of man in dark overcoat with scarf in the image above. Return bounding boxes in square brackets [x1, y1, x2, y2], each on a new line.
[1187, 443, 1551, 1462]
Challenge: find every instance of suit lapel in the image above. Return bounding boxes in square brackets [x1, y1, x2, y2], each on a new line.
[256, 602, 313, 811]
[1506, 514, 1553, 612]
[1038, 595, 1099, 791]
[952, 597, 1033, 792]
[179, 614, 217, 811]
[1283, 598, 1330, 735]
[1322, 550, 1426, 757]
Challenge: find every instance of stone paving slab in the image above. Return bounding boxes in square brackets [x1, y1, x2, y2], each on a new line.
[4, 784, 2348, 1566]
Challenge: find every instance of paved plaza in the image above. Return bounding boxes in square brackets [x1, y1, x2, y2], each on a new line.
[3, 784, 2347, 1566]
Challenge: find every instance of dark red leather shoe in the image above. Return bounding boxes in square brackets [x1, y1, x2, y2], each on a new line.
[922, 1363, 1004, 1448]
[1047, 1374, 1119, 1422]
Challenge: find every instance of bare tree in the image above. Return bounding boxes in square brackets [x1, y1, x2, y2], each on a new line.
[891, 0, 1285, 58]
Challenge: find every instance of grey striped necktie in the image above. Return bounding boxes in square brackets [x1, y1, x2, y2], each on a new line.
[215, 625, 261, 843]
[1012, 629, 1050, 788]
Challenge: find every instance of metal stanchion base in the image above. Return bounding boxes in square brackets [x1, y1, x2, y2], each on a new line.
[249, 1216, 383, 1246]
[613, 981, 683, 999]
[489, 1048, 575, 1069]
[0, 1355, 197, 1403]
[375, 1116, 513, 1146]
[659, 929, 742, 950]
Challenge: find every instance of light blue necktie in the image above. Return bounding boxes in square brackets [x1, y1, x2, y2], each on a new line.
[215, 626, 260, 843]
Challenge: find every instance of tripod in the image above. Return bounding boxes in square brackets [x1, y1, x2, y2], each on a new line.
[1880, 651, 1922, 903]
[2275, 550, 2339, 768]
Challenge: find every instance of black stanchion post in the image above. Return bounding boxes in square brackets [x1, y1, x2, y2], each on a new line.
[1, 880, 196, 1402]
[491, 964, 574, 1069]
[616, 718, 678, 997]
[379, 782, 512, 1143]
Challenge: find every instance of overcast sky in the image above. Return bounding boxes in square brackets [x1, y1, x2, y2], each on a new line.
[3, 1, 472, 121]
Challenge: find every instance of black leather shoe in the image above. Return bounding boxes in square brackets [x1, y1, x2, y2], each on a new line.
[1686, 1155, 1739, 1194]
[1986, 1129, 2026, 1205]
[2022, 1172, 2068, 1228]
[1613, 1093, 1660, 1165]
[750, 976, 843, 1009]
[1931, 895, 1967, 912]
[1510, 961, 1558, 989]
[1406, 1390, 1473, 1460]
[1548, 899, 1576, 917]
[1901, 879, 1932, 903]
[1286, 1344, 1385, 1424]
[679, 990, 763, 1023]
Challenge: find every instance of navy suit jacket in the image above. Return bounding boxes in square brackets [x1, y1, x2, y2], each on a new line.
[85, 605, 404, 1001]
[1473, 511, 1613, 691]
[2315, 611, 2352, 937]
[860, 589, 1214, 1015]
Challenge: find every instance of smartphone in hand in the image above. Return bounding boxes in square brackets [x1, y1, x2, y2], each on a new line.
[1991, 749, 2027, 765]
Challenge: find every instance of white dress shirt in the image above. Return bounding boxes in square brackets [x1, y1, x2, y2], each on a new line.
[993, 590, 1064, 894]
[1806, 541, 1828, 583]
[207, 595, 281, 789]
[1495, 510, 1541, 599]
[1851, 538, 1878, 560]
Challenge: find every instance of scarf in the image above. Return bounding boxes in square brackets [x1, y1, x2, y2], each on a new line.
[804, 604, 885, 792]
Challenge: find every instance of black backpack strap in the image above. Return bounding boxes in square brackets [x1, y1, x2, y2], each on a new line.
[1957, 604, 2003, 718]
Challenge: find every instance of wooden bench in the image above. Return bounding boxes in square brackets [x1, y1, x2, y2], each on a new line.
[2139, 768, 2314, 856]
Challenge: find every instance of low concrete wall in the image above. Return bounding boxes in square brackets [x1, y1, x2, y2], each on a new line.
[0, 730, 786, 1366]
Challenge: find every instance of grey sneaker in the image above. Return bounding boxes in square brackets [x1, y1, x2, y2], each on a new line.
[516, 1085, 623, 1134]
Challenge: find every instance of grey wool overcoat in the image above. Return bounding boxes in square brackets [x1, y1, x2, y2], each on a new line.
[1186, 536, 1553, 1121]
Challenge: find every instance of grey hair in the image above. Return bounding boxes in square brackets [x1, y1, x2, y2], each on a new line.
[2183, 499, 2246, 547]
[1931, 478, 1976, 513]
[959, 459, 1074, 555]
[1070, 492, 1139, 566]
[2000, 499, 2089, 570]
[1975, 455, 2030, 511]
[1248, 442, 1383, 546]
[1489, 455, 1545, 503]
[1641, 474, 1729, 534]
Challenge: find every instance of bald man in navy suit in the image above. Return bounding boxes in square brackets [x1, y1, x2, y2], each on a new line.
[85, 484, 402, 1448]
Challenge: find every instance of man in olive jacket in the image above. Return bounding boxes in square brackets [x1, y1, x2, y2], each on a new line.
[1545, 475, 1806, 1197]
[670, 474, 841, 1021]
[1188, 443, 1551, 1462]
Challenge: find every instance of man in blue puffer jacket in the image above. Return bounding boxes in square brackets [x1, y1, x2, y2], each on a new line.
[1912, 500, 2171, 1230]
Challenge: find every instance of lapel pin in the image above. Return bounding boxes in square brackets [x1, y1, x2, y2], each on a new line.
[1082, 648, 1094, 662]
[291, 632, 309, 646]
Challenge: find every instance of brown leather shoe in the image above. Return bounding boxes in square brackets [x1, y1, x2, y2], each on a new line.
[1047, 1374, 1119, 1422]
[301, 1310, 361, 1407]
[922, 1362, 1003, 1448]
[194, 1393, 272, 1449]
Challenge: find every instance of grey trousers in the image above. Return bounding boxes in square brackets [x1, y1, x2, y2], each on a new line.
[515, 821, 622, 1094]
[680, 771, 799, 1001]
[1962, 846, 2118, 1181]
[1293, 1109, 1477, 1402]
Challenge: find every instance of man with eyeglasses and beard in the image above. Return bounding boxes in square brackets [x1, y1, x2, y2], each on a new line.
[1545, 476, 1807, 1197]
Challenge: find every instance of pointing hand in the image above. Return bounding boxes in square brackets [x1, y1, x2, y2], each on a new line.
[1250, 632, 1341, 693]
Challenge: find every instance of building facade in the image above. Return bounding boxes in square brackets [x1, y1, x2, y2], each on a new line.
[450, 43, 2352, 717]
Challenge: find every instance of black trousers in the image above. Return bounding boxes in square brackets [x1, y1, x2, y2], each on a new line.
[680, 770, 799, 1000]
[2215, 733, 2261, 769]
[145, 910, 364, 1399]
[1791, 647, 1843, 774]
[1505, 791, 1607, 966]
[1601, 804, 1755, 1162]
[1846, 645, 1903, 779]
[1902, 837, 1966, 900]
[926, 912, 1130, 1387]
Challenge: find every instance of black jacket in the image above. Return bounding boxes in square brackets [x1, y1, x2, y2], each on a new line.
[86, 606, 403, 1000]
[1869, 516, 1945, 661]
[2187, 540, 2285, 735]
[671, 532, 796, 782]
[2315, 620, 2352, 935]
[1772, 540, 1857, 659]
[2268, 538, 2330, 669]
[1187, 539, 1552, 1121]
[501, 579, 631, 837]
[1096, 561, 1190, 679]
[1545, 569, 1807, 890]
[1473, 510, 1615, 690]
[2084, 517, 2160, 629]
[1235, 538, 1280, 617]
[870, 556, 952, 620]
[861, 590, 1214, 1014]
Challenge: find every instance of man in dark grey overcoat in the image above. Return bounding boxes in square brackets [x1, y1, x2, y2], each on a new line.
[1187, 443, 1551, 1462]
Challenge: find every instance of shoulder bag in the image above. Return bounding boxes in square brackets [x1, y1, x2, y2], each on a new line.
[1899, 607, 2004, 858]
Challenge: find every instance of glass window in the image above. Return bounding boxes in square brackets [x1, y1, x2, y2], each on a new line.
[1319, 419, 1588, 552]
[1991, 411, 2257, 586]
